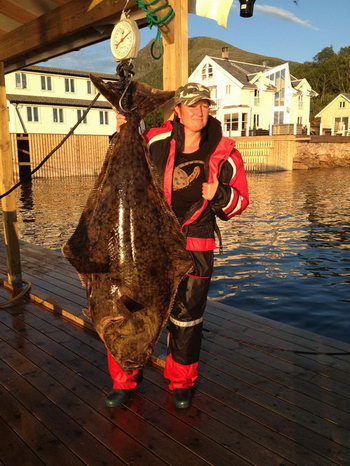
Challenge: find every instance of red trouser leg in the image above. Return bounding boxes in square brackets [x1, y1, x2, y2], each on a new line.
[107, 351, 140, 389]
[164, 353, 198, 390]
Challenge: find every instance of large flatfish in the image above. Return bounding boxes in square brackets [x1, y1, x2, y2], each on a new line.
[63, 75, 193, 373]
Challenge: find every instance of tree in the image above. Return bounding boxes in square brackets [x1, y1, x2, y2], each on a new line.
[313, 46, 336, 64]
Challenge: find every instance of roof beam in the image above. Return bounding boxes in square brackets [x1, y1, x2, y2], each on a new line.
[0, 0, 37, 24]
[0, 0, 140, 67]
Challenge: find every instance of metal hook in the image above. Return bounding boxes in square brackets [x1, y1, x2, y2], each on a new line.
[118, 80, 137, 113]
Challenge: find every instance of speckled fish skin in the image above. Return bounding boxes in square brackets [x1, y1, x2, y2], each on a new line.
[63, 75, 193, 373]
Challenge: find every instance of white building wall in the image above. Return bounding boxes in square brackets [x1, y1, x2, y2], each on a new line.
[5, 69, 116, 135]
[8, 104, 116, 135]
[5, 71, 100, 100]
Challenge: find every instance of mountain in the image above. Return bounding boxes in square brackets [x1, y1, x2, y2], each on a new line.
[133, 36, 293, 89]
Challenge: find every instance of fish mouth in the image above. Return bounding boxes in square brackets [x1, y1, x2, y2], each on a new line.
[100, 316, 125, 334]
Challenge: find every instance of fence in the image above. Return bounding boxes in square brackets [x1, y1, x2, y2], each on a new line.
[235, 136, 297, 172]
[10, 133, 109, 182]
[10, 133, 299, 180]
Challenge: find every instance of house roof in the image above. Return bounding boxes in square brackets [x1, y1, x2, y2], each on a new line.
[21, 65, 117, 81]
[210, 57, 264, 88]
[315, 93, 350, 117]
[210, 58, 311, 93]
[6, 94, 112, 109]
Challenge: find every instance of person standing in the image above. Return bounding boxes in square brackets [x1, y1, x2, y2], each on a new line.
[106, 82, 249, 409]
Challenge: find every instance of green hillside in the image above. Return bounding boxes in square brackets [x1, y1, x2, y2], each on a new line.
[133, 36, 291, 89]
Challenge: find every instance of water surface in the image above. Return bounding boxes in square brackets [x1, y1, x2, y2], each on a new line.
[1, 168, 349, 344]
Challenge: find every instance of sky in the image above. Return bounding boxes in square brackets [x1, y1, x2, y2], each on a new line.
[39, 0, 349, 74]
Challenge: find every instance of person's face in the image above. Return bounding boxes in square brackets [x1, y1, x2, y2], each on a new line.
[175, 99, 210, 133]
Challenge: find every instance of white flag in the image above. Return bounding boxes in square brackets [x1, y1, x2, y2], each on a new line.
[188, 0, 234, 28]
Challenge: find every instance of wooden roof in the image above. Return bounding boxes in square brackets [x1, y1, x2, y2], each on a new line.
[0, 0, 146, 74]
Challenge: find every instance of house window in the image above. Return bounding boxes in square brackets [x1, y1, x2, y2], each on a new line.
[340, 101, 346, 108]
[87, 81, 92, 94]
[209, 86, 217, 101]
[27, 106, 39, 122]
[202, 64, 207, 80]
[99, 111, 109, 125]
[77, 109, 87, 124]
[15, 73, 27, 89]
[254, 89, 260, 106]
[272, 69, 285, 106]
[274, 111, 284, 125]
[201, 63, 213, 80]
[253, 114, 260, 128]
[224, 113, 239, 132]
[334, 117, 348, 132]
[53, 108, 64, 123]
[65, 78, 75, 92]
[298, 94, 303, 109]
[226, 85, 231, 94]
[297, 116, 302, 125]
[41, 76, 52, 91]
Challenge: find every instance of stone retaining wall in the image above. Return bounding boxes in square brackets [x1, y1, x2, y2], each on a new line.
[294, 140, 350, 169]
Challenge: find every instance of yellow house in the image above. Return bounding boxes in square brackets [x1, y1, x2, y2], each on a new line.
[189, 49, 317, 137]
[315, 94, 350, 136]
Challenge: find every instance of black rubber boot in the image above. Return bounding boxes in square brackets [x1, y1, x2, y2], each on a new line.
[172, 388, 192, 409]
[105, 389, 130, 407]
[105, 370, 143, 408]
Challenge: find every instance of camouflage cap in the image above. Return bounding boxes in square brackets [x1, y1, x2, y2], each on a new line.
[174, 82, 216, 107]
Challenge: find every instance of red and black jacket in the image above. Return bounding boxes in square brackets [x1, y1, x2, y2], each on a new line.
[144, 116, 249, 252]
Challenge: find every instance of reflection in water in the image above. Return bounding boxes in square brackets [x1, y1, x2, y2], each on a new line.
[1, 169, 349, 343]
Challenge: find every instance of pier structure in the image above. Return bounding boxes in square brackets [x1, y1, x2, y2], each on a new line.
[1, 239, 350, 464]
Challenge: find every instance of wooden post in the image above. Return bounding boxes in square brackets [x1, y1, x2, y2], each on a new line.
[0, 61, 22, 288]
[162, 0, 188, 119]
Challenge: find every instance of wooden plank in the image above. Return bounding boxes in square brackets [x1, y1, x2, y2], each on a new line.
[143, 363, 334, 466]
[0, 340, 171, 466]
[0, 381, 84, 465]
[195, 371, 349, 465]
[162, 0, 188, 119]
[209, 300, 350, 352]
[0, 415, 44, 466]
[0, 308, 230, 465]
[3, 300, 350, 464]
[0, 0, 139, 64]
[204, 307, 350, 377]
[201, 316, 350, 395]
[0, 0, 37, 24]
[0, 356, 126, 465]
[1, 309, 280, 466]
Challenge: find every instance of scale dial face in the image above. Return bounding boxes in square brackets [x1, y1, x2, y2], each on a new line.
[110, 16, 140, 61]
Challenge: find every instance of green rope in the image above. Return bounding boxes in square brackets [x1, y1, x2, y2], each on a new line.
[136, 0, 175, 60]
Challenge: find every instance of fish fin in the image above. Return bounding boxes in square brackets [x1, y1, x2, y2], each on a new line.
[89, 74, 175, 118]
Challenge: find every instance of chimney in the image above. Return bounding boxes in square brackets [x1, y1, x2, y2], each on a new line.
[222, 47, 229, 60]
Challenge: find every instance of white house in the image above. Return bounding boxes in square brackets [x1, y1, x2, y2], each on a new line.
[5, 65, 117, 136]
[189, 49, 317, 137]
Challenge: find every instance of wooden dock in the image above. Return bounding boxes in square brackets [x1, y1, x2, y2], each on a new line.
[1, 240, 350, 465]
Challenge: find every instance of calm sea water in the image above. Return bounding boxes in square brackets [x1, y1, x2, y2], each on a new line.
[1, 168, 350, 344]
